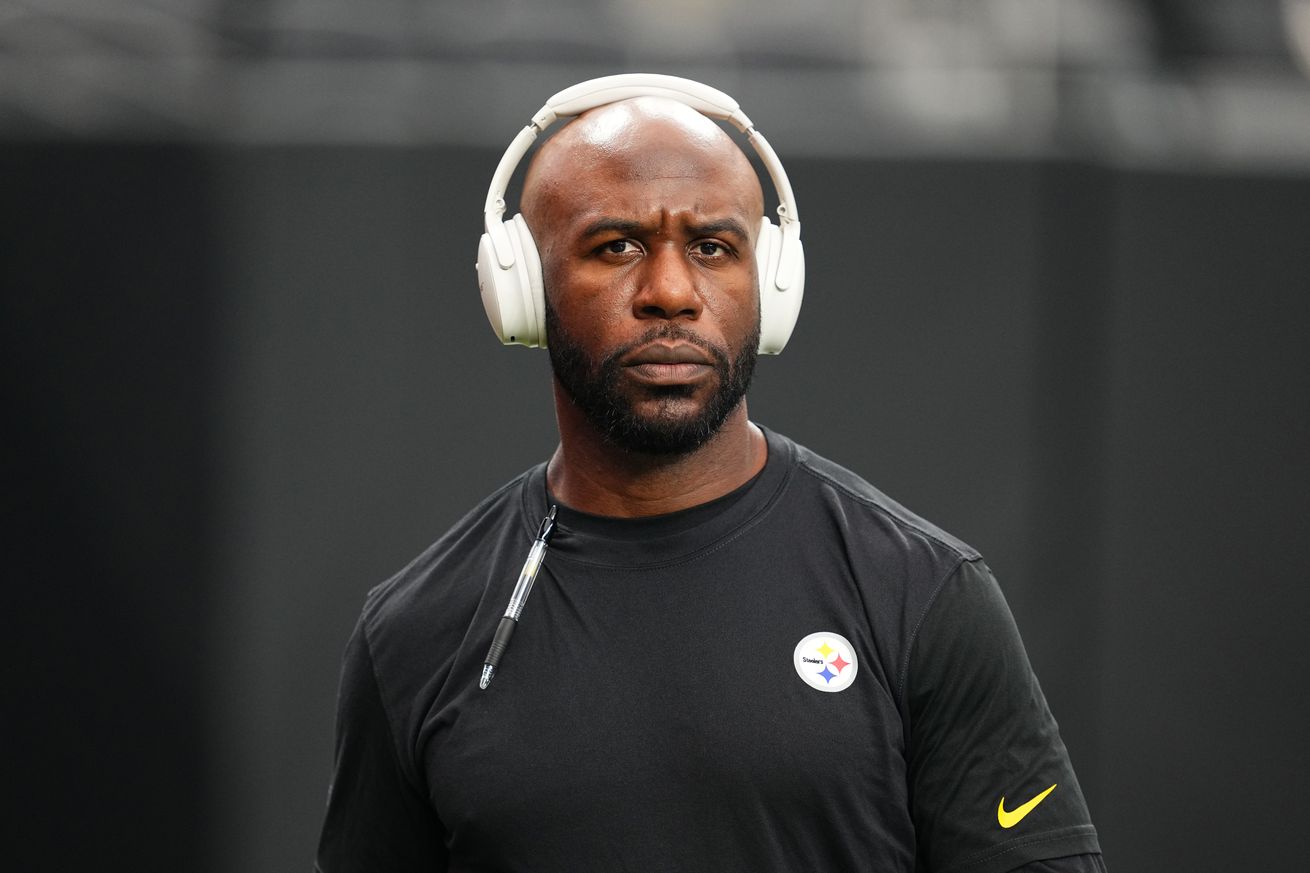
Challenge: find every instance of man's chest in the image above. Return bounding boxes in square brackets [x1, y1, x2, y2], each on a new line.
[417, 559, 915, 870]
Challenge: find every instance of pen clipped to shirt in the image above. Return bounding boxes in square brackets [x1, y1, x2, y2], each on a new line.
[480, 505, 558, 689]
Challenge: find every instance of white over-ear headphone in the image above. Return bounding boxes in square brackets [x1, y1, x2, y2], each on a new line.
[476, 73, 805, 355]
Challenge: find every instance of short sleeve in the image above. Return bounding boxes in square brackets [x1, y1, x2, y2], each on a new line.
[316, 618, 448, 872]
[906, 559, 1100, 873]
[1008, 854, 1107, 873]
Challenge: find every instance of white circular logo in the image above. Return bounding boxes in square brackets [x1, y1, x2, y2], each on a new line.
[793, 632, 859, 692]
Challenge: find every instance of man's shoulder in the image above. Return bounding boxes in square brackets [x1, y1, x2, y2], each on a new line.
[360, 466, 539, 643]
[779, 433, 980, 565]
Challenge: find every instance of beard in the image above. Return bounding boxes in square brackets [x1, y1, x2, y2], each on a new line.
[545, 297, 759, 456]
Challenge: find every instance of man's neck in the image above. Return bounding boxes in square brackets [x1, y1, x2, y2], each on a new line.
[546, 396, 767, 519]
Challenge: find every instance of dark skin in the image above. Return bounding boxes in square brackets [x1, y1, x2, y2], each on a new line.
[522, 97, 768, 517]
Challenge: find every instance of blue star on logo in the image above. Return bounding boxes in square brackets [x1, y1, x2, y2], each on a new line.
[818, 666, 837, 683]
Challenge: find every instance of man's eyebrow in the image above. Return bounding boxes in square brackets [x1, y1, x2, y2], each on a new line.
[686, 219, 752, 241]
[579, 217, 753, 241]
[580, 218, 643, 238]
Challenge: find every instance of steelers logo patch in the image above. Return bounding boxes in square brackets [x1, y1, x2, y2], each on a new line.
[792, 632, 858, 692]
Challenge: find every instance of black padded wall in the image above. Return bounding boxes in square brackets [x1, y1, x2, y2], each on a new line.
[4, 145, 219, 871]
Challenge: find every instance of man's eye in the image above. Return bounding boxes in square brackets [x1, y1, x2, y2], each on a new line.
[599, 240, 638, 255]
[694, 241, 729, 257]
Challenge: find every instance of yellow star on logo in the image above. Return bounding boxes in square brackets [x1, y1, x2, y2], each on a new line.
[816, 642, 834, 658]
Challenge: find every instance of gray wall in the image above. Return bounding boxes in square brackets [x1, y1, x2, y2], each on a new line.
[7, 144, 1309, 871]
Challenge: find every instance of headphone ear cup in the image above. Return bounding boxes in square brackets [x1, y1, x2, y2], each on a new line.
[476, 215, 545, 347]
[755, 217, 781, 299]
[755, 216, 804, 355]
[512, 214, 546, 348]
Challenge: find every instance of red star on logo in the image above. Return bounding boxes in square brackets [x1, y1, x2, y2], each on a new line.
[831, 653, 850, 673]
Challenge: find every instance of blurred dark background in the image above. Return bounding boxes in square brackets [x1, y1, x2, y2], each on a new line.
[5, 1, 1310, 871]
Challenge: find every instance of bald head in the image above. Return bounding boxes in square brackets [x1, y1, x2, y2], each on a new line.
[521, 97, 764, 251]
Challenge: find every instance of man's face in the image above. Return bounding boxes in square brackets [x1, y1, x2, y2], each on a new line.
[529, 106, 764, 455]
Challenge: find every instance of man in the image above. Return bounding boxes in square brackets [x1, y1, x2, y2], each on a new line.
[317, 78, 1104, 872]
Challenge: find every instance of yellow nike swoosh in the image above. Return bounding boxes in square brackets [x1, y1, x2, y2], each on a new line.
[997, 783, 1057, 829]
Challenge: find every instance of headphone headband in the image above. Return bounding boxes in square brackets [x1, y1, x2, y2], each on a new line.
[537, 75, 748, 127]
[483, 74, 800, 286]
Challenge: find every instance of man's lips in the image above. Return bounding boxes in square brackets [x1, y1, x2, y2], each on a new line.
[621, 342, 716, 385]
[622, 342, 715, 366]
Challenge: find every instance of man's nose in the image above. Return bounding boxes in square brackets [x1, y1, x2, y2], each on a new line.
[632, 245, 702, 321]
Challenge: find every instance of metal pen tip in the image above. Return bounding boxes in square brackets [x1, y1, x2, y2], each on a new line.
[480, 664, 495, 690]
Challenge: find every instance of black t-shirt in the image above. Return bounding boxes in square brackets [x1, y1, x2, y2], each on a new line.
[318, 428, 1101, 872]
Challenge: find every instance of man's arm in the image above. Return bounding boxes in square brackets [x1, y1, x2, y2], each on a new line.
[317, 619, 448, 872]
[905, 558, 1103, 873]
